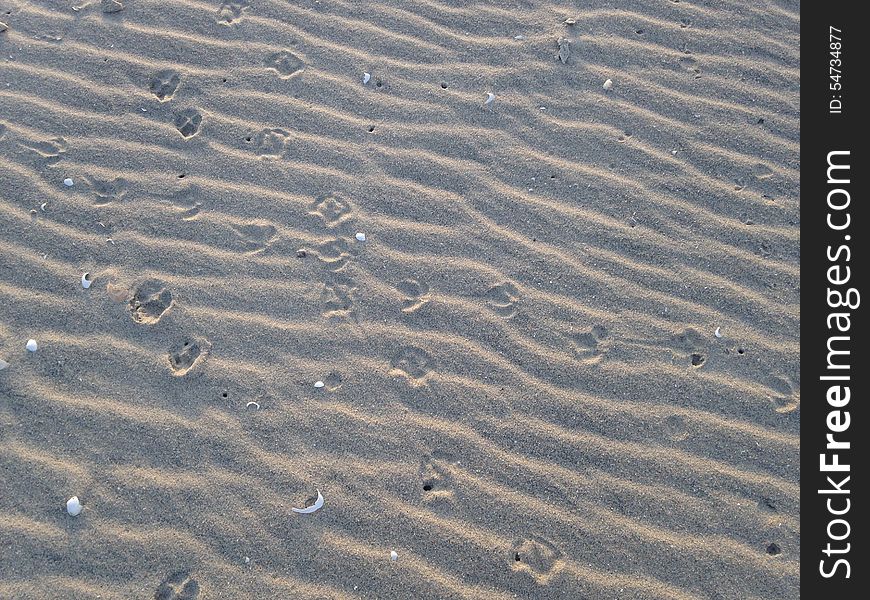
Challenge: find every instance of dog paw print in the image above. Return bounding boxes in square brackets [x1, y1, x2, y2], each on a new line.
[216, 0, 249, 24]
[399, 279, 431, 313]
[420, 455, 455, 508]
[84, 175, 129, 205]
[129, 280, 173, 324]
[308, 193, 354, 227]
[485, 282, 520, 318]
[390, 347, 434, 386]
[150, 71, 181, 101]
[766, 375, 800, 414]
[314, 238, 353, 271]
[168, 338, 210, 376]
[230, 222, 277, 253]
[175, 108, 203, 138]
[154, 570, 200, 600]
[320, 275, 359, 319]
[570, 324, 608, 363]
[265, 50, 304, 78]
[21, 136, 68, 165]
[510, 536, 563, 583]
[253, 128, 290, 158]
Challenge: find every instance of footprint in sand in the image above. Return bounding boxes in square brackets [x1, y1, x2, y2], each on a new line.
[265, 50, 304, 79]
[20, 136, 68, 165]
[570, 324, 608, 363]
[510, 536, 564, 583]
[420, 454, 455, 508]
[129, 280, 173, 324]
[84, 175, 129, 205]
[485, 282, 520, 318]
[216, 0, 249, 25]
[154, 570, 200, 600]
[319, 274, 359, 320]
[253, 128, 290, 158]
[150, 70, 181, 102]
[314, 238, 353, 272]
[399, 279, 431, 313]
[390, 347, 434, 385]
[663, 414, 690, 442]
[766, 375, 800, 414]
[175, 108, 203, 139]
[231, 223, 277, 253]
[168, 337, 210, 376]
[101, 0, 124, 14]
[308, 193, 354, 227]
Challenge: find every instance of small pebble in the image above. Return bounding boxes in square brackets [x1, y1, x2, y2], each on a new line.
[63, 178, 74, 187]
[244, 556, 250, 564]
[390, 550, 398, 562]
[314, 381, 325, 388]
[26, 339, 38, 352]
[355, 232, 366, 242]
[66, 496, 82, 516]
[603, 79, 613, 90]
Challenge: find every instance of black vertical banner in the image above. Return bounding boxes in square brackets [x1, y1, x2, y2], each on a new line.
[803, 3, 868, 597]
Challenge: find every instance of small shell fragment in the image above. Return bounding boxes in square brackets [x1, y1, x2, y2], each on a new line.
[603, 79, 613, 90]
[484, 92, 495, 108]
[314, 380, 325, 388]
[0, 22, 8, 33]
[81, 273, 92, 289]
[0, 359, 9, 371]
[40, 203, 47, 212]
[291, 489, 324, 514]
[564, 18, 576, 26]
[355, 232, 366, 242]
[63, 178, 74, 187]
[558, 38, 571, 64]
[26, 339, 38, 352]
[246, 401, 260, 410]
[66, 496, 82, 516]
[390, 550, 398, 562]
[714, 327, 722, 338]
[363, 72, 371, 85]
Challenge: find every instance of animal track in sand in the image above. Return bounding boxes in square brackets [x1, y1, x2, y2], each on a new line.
[216, 0, 249, 25]
[150, 70, 181, 101]
[265, 50, 304, 78]
[175, 108, 203, 138]
[663, 414, 690, 442]
[420, 455, 455, 507]
[231, 223, 277, 253]
[766, 375, 800, 414]
[510, 536, 563, 583]
[84, 175, 129, 205]
[154, 570, 200, 600]
[20, 136, 68, 165]
[390, 347, 434, 385]
[570, 324, 608, 363]
[485, 282, 520, 318]
[155, 184, 202, 220]
[168, 338, 210, 376]
[253, 128, 290, 158]
[101, 0, 123, 14]
[129, 280, 173, 324]
[314, 238, 353, 271]
[399, 279, 431, 313]
[319, 274, 359, 320]
[308, 193, 354, 227]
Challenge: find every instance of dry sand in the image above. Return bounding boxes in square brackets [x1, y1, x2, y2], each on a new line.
[0, 0, 799, 598]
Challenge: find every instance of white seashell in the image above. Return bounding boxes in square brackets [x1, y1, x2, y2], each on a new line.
[355, 232, 366, 242]
[66, 496, 82, 516]
[363, 72, 371, 85]
[26, 339, 38, 352]
[81, 273, 92, 289]
[390, 550, 398, 562]
[246, 401, 260, 410]
[0, 359, 9, 370]
[291, 489, 324, 514]
[603, 79, 613, 90]
[514, 35, 525, 40]
[40, 203, 47, 212]
[63, 178, 74, 187]
[314, 380, 325, 388]
[714, 327, 722, 338]
[484, 92, 495, 107]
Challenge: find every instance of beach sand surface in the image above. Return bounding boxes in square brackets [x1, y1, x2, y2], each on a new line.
[1, 0, 799, 598]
